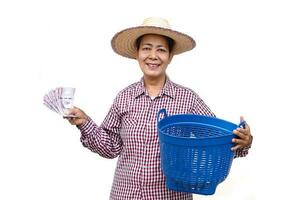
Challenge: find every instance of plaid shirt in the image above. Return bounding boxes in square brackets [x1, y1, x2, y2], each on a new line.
[78, 78, 249, 200]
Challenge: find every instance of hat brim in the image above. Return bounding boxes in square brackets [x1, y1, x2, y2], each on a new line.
[111, 26, 196, 59]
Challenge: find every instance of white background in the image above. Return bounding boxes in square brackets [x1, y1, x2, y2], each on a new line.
[0, 0, 296, 199]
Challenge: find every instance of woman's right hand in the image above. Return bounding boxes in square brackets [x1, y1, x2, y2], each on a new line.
[64, 107, 88, 126]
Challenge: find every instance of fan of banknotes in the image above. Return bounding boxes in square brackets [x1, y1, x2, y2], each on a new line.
[43, 87, 76, 117]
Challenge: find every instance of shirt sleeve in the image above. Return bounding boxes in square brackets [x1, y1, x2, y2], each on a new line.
[77, 100, 123, 159]
[190, 92, 215, 117]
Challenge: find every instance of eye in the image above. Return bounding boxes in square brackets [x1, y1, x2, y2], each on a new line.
[142, 47, 151, 51]
[157, 48, 167, 52]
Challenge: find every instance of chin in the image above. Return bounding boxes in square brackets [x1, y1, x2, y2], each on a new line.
[145, 73, 164, 79]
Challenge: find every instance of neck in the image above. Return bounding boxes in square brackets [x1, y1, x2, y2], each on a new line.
[143, 75, 166, 97]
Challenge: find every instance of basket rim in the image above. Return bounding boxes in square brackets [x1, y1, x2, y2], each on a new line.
[158, 114, 237, 129]
[158, 130, 234, 146]
[159, 122, 233, 139]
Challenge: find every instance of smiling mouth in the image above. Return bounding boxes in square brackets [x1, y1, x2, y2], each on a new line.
[146, 63, 160, 69]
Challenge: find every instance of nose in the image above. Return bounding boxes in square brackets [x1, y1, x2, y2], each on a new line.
[149, 50, 158, 60]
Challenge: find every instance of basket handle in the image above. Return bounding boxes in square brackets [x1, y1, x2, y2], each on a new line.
[238, 120, 247, 129]
[157, 108, 168, 122]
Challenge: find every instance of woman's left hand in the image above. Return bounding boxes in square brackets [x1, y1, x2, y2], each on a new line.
[231, 116, 253, 151]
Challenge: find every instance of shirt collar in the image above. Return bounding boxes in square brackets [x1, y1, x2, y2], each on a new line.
[133, 76, 176, 99]
[133, 78, 146, 98]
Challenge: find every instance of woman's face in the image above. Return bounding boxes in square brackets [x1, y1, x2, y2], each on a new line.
[136, 34, 173, 80]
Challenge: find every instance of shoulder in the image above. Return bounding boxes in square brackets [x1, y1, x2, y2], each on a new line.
[170, 80, 214, 116]
[113, 81, 140, 105]
[170, 81, 201, 100]
[117, 81, 140, 97]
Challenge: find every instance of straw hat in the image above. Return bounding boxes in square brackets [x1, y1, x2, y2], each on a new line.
[111, 17, 196, 59]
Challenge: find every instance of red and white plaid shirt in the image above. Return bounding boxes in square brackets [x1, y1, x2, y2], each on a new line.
[78, 78, 249, 200]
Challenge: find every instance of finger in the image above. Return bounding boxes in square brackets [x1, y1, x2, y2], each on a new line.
[239, 130, 251, 143]
[235, 127, 248, 136]
[232, 137, 246, 145]
[233, 129, 248, 139]
[64, 116, 78, 124]
[64, 116, 76, 122]
[67, 117, 76, 124]
[69, 107, 86, 119]
[231, 144, 242, 151]
[233, 133, 252, 149]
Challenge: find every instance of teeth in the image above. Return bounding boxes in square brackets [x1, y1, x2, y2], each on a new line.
[148, 64, 159, 67]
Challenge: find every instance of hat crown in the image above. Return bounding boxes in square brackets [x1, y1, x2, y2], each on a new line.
[141, 17, 171, 29]
[111, 17, 195, 59]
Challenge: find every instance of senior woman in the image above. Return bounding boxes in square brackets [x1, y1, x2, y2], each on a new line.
[66, 17, 253, 200]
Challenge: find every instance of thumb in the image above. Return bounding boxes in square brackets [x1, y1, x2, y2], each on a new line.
[67, 108, 76, 115]
[240, 116, 245, 122]
[67, 107, 80, 117]
[239, 116, 247, 129]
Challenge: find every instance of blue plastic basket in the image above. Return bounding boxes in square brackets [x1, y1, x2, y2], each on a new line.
[157, 109, 245, 195]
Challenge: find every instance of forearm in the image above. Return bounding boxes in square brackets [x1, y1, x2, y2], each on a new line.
[77, 117, 122, 159]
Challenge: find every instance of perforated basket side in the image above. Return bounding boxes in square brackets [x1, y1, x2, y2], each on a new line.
[157, 111, 238, 195]
[159, 140, 234, 195]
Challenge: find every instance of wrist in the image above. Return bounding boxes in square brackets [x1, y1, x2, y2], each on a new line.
[77, 116, 91, 129]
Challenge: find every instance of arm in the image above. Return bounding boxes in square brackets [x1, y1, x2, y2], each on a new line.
[66, 103, 123, 159]
[190, 93, 252, 158]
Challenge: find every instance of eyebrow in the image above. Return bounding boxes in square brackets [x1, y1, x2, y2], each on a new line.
[142, 43, 167, 48]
